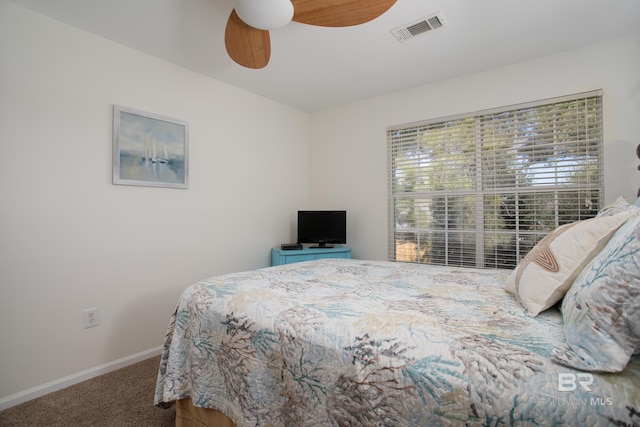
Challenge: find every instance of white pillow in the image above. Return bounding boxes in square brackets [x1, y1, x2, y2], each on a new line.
[504, 211, 632, 316]
[596, 195, 639, 217]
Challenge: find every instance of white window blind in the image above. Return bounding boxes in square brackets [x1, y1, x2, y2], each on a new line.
[387, 90, 604, 268]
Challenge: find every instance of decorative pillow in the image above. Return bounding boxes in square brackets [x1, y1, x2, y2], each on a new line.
[504, 211, 632, 316]
[551, 215, 640, 372]
[596, 195, 640, 217]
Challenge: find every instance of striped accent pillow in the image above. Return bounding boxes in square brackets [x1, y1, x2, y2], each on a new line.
[504, 211, 632, 316]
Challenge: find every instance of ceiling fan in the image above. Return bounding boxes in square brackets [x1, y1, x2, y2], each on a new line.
[225, 0, 397, 69]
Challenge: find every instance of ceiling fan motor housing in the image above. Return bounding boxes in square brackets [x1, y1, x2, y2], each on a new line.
[235, 0, 294, 30]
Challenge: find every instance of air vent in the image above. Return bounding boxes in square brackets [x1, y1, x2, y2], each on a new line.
[390, 12, 445, 42]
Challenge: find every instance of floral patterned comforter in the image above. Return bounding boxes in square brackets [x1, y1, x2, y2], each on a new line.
[154, 258, 640, 426]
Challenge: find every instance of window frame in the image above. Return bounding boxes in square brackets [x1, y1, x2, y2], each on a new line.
[387, 90, 604, 268]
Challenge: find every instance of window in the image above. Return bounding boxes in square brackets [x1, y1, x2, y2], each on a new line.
[387, 90, 603, 269]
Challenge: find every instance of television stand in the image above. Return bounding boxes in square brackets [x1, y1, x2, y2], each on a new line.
[271, 246, 351, 266]
[310, 244, 334, 248]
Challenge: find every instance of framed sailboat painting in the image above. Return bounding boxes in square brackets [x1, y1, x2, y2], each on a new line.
[113, 105, 189, 188]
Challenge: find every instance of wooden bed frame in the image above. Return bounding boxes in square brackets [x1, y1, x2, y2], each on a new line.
[175, 399, 235, 427]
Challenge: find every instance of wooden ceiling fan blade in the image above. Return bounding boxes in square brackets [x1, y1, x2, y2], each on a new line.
[225, 10, 271, 69]
[291, 0, 397, 27]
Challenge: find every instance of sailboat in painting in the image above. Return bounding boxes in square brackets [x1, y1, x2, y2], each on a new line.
[143, 134, 169, 164]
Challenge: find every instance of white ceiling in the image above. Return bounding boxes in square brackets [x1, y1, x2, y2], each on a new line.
[9, 0, 640, 112]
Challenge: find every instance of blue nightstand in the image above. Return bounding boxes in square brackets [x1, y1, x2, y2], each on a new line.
[271, 246, 352, 266]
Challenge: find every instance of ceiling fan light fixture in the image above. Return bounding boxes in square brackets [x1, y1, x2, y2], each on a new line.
[235, 0, 294, 30]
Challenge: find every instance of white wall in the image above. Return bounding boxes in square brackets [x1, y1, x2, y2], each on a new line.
[0, 2, 310, 402]
[310, 33, 640, 262]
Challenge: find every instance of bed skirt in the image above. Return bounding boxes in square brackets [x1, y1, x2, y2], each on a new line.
[175, 399, 235, 427]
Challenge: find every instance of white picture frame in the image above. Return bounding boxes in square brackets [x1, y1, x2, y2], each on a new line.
[113, 105, 189, 189]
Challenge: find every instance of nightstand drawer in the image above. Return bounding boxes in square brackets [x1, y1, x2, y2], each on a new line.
[271, 246, 351, 266]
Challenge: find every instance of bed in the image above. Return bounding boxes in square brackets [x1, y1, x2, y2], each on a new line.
[155, 198, 640, 427]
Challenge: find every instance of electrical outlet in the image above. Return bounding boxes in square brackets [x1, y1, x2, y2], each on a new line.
[83, 307, 99, 329]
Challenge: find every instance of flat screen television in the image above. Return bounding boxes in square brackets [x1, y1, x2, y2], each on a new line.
[297, 210, 346, 248]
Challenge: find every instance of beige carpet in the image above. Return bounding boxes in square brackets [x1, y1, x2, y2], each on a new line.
[0, 356, 175, 426]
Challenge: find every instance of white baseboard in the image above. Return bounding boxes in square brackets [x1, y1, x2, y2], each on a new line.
[0, 346, 163, 411]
